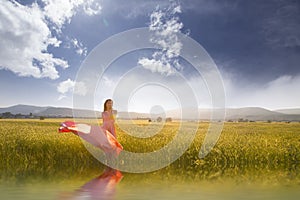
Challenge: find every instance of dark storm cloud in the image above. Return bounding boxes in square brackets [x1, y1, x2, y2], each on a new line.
[179, 0, 300, 84]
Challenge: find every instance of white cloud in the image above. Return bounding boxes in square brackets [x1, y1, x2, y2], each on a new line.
[222, 73, 300, 109]
[74, 81, 87, 96]
[255, 75, 300, 108]
[93, 68, 210, 113]
[42, 0, 78, 29]
[102, 75, 114, 87]
[93, 65, 300, 113]
[0, 1, 68, 79]
[0, 0, 102, 80]
[63, 37, 88, 56]
[83, 0, 102, 16]
[58, 94, 67, 101]
[42, 0, 102, 29]
[57, 79, 75, 94]
[57, 78, 87, 99]
[138, 58, 174, 75]
[138, 2, 184, 75]
[68, 38, 88, 56]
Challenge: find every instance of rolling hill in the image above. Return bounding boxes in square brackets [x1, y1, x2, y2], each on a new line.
[0, 104, 101, 118]
[1, 104, 300, 121]
[0, 104, 49, 115]
[275, 108, 300, 115]
[166, 107, 300, 121]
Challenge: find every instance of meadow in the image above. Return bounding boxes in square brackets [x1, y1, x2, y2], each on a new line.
[0, 118, 299, 185]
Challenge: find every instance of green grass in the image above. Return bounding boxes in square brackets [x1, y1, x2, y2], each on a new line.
[0, 119, 299, 178]
[0, 119, 102, 178]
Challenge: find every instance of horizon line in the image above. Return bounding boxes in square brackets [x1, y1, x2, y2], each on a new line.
[1, 103, 300, 112]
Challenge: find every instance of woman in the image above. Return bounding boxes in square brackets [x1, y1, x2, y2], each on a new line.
[58, 99, 122, 157]
[102, 99, 117, 138]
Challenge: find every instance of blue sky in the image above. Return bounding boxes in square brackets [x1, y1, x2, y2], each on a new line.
[0, 0, 300, 112]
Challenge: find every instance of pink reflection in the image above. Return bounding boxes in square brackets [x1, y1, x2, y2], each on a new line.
[60, 167, 123, 200]
[78, 167, 123, 199]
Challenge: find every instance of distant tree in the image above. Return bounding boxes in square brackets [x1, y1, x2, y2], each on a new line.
[39, 116, 45, 120]
[267, 120, 272, 123]
[2, 112, 12, 118]
[238, 118, 244, 122]
[165, 117, 172, 122]
[238, 118, 249, 122]
[157, 117, 162, 122]
[15, 113, 23, 118]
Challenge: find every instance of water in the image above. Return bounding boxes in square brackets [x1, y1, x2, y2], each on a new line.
[1, 166, 300, 200]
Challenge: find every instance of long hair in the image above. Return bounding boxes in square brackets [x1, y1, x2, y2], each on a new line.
[103, 99, 112, 111]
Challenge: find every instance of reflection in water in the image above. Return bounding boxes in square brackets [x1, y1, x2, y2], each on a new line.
[1, 164, 300, 200]
[60, 167, 123, 200]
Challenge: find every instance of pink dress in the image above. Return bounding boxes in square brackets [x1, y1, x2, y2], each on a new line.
[102, 111, 116, 138]
[59, 121, 122, 157]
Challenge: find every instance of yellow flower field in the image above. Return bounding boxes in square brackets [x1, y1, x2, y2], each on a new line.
[0, 119, 299, 177]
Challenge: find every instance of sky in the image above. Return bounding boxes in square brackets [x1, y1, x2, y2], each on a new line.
[0, 0, 300, 112]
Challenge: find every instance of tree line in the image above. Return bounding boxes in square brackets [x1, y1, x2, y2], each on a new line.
[0, 112, 45, 120]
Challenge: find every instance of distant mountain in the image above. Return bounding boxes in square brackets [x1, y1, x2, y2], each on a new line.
[167, 107, 300, 121]
[0, 104, 300, 121]
[38, 107, 102, 118]
[224, 107, 299, 121]
[0, 104, 49, 115]
[0, 104, 101, 118]
[167, 107, 276, 119]
[275, 108, 300, 115]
